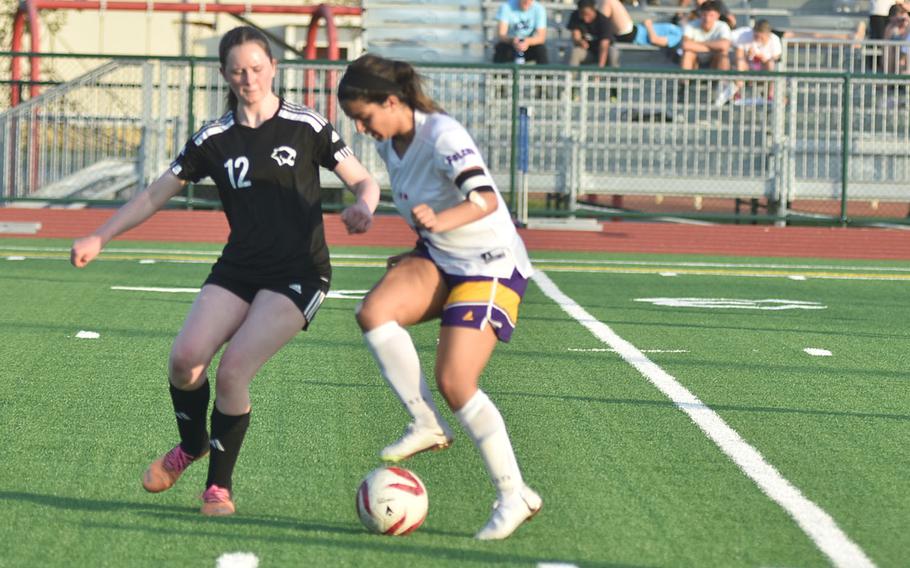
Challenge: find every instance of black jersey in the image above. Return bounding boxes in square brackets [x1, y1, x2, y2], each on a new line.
[170, 99, 353, 286]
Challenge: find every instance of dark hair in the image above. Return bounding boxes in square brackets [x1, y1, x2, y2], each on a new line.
[698, 1, 721, 15]
[577, 0, 596, 10]
[754, 19, 771, 33]
[219, 26, 274, 112]
[337, 54, 444, 114]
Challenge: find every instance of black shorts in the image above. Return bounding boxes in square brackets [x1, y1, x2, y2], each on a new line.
[203, 272, 329, 330]
[615, 25, 637, 44]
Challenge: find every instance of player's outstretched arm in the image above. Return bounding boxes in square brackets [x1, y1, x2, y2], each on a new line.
[335, 156, 380, 234]
[70, 171, 186, 267]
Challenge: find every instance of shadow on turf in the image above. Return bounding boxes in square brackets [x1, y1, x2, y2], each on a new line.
[76, 517, 641, 567]
[0, 491, 643, 567]
[0, 490, 191, 515]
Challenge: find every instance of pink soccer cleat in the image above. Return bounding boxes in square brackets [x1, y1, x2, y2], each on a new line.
[142, 445, 208, 493]
[200, 484, 235, 516]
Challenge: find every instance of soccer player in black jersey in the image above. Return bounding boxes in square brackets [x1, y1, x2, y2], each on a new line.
[70, 26, 380, 516]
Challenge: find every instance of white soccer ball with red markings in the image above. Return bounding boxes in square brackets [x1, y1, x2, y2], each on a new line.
[356, 466, 429, 535]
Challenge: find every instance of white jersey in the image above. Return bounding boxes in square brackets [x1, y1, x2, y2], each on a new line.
[733, 28, 782, 63]
[374, 110, 533, 279]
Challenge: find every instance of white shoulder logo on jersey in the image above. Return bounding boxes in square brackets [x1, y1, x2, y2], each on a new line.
[271, 146, 297, 167]
[445, 148, 476, 165]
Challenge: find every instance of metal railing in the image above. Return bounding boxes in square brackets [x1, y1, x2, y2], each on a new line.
[2, 52, 909, 224]
[781, 38, 910, 74]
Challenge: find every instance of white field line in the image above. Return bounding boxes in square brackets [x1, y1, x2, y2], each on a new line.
[7, 253, 907, 281]
[3, 245, 910, 273]
[112, 286, 200, 293]
[568, 348, 689, 353]
[215, 552, 259, 568]
[4, 246, 909, 281]
[533, 271, 875, 568]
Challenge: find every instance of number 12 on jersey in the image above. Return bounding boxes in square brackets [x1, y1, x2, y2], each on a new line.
[224, 157, 252, 189]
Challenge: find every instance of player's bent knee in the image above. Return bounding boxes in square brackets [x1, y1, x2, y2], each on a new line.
[356, 297, 392, 330]
[168, 346, 209, 386]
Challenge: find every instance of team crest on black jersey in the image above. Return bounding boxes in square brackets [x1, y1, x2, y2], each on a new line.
[271, 146, 297, 167]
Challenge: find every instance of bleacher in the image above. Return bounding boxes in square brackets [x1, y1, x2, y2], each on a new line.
[365, 0, 874, 69]
[4, 0, 906, 222]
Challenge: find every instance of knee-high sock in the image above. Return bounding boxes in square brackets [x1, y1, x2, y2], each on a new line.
[364, 321, 445, 428]
[206, 406, 250, 491]
[169, 378, 210, 457]
[455, 389, 523, 497]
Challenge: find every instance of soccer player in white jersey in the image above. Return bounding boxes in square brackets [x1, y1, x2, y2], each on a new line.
[337, 54, 541, 540]
[70, 27, 380, 516]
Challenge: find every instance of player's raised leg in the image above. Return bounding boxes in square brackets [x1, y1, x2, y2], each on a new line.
[143, 284, 248, 493]
[358, 255, 453, 462]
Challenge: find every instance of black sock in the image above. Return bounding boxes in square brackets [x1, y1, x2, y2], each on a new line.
[206, 406, 251, 491]
[169, 379, 210, 457]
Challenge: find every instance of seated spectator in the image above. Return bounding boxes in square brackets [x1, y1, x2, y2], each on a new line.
[884, 3, 910, 39]
[734, 20, 781, 71]
[493, 0, 549, 64]
[730, 20, 782, 102]
[869, 0, 907, 39]
[679, 2, 733, 106]
[883, 4, 910, 72]
[567, 0, 614, 66]
[674, 0, 735, 29]
[680, 1, 732, 71]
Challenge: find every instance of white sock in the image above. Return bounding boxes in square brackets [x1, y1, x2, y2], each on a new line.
[363, 321, 444, 429]
[455, 389, 523, 497]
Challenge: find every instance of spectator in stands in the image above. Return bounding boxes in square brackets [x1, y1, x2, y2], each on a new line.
[884, 2, 909, 36]
[680, 1, 732, 71]
[567, 0, 614, 66]
[680, 2, 733, 106]
[731, 20, 782, 102]
[674, 0, 735, 29]
[637, 19, 685, 49]
[883, 4, 910, 72]
[870, 0, 907, 39]
[597, 0, 684, 54]
[598, 0, 638, 44]
[494, 0, 549, 64]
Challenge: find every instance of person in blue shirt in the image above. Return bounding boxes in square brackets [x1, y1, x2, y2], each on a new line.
[599, 0, 683, 50]
[634, 19, 684, 49]
[493, 0, 549, 63]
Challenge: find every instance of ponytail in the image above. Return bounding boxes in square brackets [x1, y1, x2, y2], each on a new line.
[338, 54, 444, 114]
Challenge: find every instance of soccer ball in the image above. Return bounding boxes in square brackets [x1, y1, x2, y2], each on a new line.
[356, 466, 429, 535]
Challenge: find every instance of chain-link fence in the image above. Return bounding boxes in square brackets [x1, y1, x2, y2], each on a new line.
[2, 52, 909, 224]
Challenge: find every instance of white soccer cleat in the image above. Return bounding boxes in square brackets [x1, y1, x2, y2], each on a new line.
[380, 421, 453, 462]
[474, 485, 542, 540]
